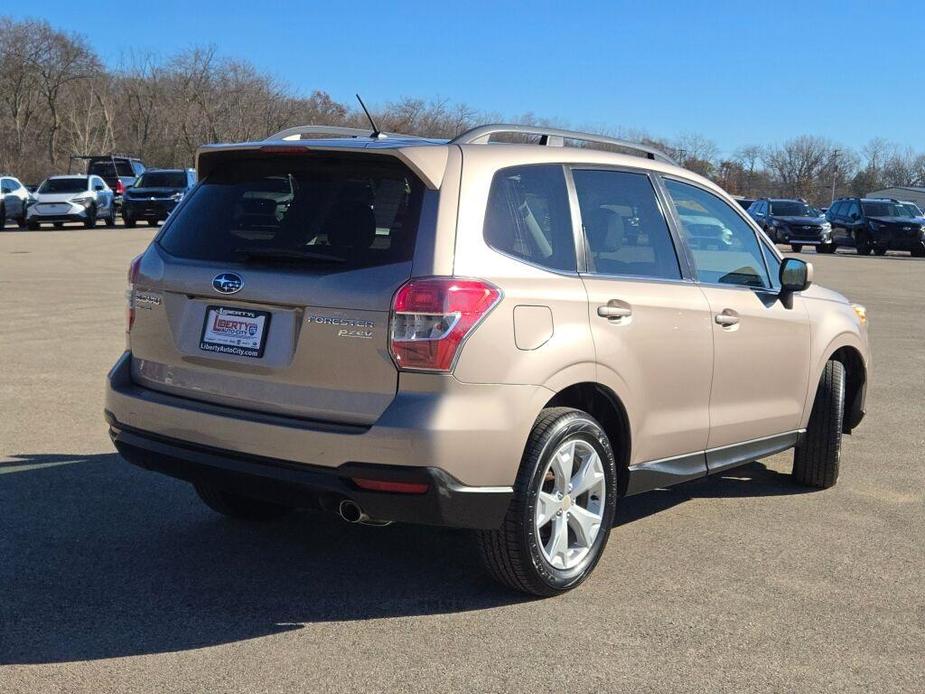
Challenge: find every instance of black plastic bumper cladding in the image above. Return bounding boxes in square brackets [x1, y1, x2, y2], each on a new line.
[106, 414, 512, 530]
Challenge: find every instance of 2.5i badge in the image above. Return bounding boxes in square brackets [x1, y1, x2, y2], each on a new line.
[200, 306, 271, 358]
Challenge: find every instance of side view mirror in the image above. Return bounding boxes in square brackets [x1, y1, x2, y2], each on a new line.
[780, 257, 813, 293]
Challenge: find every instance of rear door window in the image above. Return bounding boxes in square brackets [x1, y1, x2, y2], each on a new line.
[158, 154, 424, 270]
[572, 168, 681, 280]
[483, 165, 576, 272]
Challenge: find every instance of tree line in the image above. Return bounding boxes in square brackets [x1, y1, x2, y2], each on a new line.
[3, 16, 924, 205]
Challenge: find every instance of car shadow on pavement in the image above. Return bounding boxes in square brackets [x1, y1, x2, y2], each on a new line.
[1, 452, 809, 665]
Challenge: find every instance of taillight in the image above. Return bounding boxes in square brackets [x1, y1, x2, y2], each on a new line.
[126, 254, 142, 333]
[389, 277, 501, 372]
[114, 180, 125, 195]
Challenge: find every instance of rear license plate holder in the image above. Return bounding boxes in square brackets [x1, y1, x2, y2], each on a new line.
[200, 306, 271, 358]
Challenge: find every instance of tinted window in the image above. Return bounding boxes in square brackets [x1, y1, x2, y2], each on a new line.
[770, 201, 816, 216]
[827, 201, 842, 218]
[861, 201, 912, 217]
[136, 171, 188, 188]
[572, 169, 680, 280]
[39, 178, 88, 194]
[159, 154, 423, 270]
[0, 179, 13, 194]
[89, 159, 135, 177]
[664, 179, 770, 288]
[483, 165, 575, 272]
[845, 201, 860, 219]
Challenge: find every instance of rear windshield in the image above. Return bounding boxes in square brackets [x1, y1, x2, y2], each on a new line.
[158, 155, 424, 269]
[135, 171, 187, 188]
[88, 159, 135, 177]
[39, 178, 87, 194]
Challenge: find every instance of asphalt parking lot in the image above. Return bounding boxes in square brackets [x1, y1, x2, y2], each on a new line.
[1, 228, 923, 693]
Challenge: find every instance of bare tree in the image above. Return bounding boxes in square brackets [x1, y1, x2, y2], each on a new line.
[25, 21, 101, 165]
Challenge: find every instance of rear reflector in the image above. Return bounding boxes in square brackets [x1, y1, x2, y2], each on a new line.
[352, 478, 430, 494]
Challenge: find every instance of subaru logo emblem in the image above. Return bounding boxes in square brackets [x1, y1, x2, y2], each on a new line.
[212, 272, 243, 294]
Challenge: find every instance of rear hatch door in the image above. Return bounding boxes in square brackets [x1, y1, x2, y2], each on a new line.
[129, 150, 427, 425]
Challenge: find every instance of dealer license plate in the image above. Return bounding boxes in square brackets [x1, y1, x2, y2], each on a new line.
[200, 306, 270, 358]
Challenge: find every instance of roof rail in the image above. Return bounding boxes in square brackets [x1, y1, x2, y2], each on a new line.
[450, 124, 676, 165]
[265, 125, 423, 142]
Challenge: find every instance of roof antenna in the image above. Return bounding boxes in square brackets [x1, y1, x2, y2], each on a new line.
[356, 94, 385, 139]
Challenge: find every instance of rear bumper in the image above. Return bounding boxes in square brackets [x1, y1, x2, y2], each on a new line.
[105, 351, 549, 525]
[108, 417, 512, 528]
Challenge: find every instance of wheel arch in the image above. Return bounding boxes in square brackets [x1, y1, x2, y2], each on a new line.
[542, 381, 632, 496]
[829, 345, 867, 433]
[804, 331, 867, 434]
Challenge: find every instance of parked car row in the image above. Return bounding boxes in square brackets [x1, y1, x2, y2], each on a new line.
[1, 155, 196, 230]
[746, 196, 925, 257]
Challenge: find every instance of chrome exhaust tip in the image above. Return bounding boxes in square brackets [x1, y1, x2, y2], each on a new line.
[337, 499, 392, 526]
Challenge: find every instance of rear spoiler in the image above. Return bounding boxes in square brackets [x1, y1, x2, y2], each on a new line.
[196, 142, 449, 190]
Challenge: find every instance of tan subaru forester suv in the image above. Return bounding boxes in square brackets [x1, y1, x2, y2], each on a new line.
[105, 124, 869, 596]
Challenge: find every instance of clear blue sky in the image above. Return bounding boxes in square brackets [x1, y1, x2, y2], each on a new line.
[9, 1, 924, 155]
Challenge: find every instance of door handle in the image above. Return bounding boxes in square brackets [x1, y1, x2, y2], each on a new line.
[597, 303, 632, 319]
[715, 310, 740, 327]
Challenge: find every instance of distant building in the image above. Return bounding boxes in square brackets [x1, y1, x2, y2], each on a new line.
[867, 186, 925, 208]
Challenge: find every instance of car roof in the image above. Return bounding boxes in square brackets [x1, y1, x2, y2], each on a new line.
[48, 175, 88, 180]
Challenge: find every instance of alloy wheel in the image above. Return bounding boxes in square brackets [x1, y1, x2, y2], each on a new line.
[535, 439, 606, 570]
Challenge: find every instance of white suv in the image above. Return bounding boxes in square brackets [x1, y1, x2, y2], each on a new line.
[27, 175, 116, 229]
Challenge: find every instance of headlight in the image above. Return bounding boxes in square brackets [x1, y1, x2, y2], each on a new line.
[821, 222, 831, 230]
[851, 303, 867, 325]
[869, 221, 886, 230]
[170, 192, 184, 201]
[71, 195, 93, 207]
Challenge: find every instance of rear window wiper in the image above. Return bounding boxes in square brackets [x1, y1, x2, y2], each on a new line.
[232, 247, 347, 264]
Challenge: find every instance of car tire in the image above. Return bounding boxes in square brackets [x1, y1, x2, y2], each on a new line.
[790, 244, 803, 253]
[194, 482, 293, 521]
[912, 245, 925, 258]
[792, 360, 845, 489]
[0, 203, 5, 229]
[855, 233, 872, 255]
[873, 248, 887, 256]
[818, 243, 836, 254]
[477, 407, 618, 596]
[123, 213, 136, 228]
[17, 213, 27, 229]
[83, 204, 97, 229]
[146, 219, 158, 227]
[104, 208, 116, 228]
